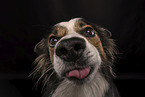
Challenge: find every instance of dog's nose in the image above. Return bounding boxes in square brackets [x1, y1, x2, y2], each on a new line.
[56, 37, 86, 62]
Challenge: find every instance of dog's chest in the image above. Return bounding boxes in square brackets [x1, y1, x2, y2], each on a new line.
[52, 73, 109, 97]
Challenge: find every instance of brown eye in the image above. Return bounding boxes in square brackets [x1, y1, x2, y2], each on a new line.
[83, 27, 95, 37]
[49, 36, 59, 47]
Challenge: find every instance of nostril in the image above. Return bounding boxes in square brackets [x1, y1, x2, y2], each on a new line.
[74, 43, 82, 51]
[56, 47, 68, 57]
[74, 43, 85, 53]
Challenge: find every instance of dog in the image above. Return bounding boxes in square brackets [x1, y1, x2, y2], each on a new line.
[32, 18, 120, 97]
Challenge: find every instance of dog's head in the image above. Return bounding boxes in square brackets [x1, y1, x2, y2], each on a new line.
[33, 18, 116, 87]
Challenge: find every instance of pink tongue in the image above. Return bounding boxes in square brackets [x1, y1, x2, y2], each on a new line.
[66, 67, 91, 79]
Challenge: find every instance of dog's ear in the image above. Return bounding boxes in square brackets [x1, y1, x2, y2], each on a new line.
[95, 25, 117, 62]
[34, 38, 48, 55]
[101, 28, 112, 37]
[96, 26, 112, 37]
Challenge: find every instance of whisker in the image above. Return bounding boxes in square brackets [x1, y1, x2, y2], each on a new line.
[42, 71, 55, 89]
[29, 56, 50, 77]
[29, 66, 43, 78]
[34, 66, 53, 89]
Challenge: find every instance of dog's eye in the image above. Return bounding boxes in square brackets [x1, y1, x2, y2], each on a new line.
[49, 36, 59, 47]
[83, 27, 95, 37]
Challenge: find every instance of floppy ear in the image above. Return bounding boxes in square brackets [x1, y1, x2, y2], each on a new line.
[96, 26, 112, 37]
[95, 25, 117, 62]
[93, 25, 117, 77]
[101, 28, 112, 37]
[34, 38, 48, 55]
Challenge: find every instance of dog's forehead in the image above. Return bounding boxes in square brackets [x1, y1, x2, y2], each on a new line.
[57, 18, 81, 27]
[55, 18, 81, 34]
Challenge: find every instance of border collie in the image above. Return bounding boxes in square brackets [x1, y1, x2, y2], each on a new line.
[32, 18, 120, 97]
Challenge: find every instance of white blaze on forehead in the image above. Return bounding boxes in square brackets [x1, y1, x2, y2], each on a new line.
[56, 18, 81, 34]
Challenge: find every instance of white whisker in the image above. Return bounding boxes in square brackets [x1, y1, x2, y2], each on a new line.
[34, 66, 53, 89]
[42, 71, 55, 89]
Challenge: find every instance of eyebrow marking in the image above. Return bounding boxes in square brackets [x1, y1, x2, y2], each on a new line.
[74, 20, 87, 31]
[74, 20, 96, 33]
[52, 26, 67, 37]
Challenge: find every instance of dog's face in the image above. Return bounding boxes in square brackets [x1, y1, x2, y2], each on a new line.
[33, 18, 117, 97]
[34, 18, 115, 87]
[46, 18, 109, 85]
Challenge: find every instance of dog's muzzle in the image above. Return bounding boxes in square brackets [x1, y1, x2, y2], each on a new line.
[56, 37, 86, 62]
[54, 36, 99, 82]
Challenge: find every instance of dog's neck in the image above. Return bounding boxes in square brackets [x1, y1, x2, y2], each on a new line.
[52, 72, 109, 97]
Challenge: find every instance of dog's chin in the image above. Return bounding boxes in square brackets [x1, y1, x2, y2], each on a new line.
[61, 65, 97, 85]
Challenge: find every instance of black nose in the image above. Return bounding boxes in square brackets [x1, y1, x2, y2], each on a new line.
[56, 37, 86, 62]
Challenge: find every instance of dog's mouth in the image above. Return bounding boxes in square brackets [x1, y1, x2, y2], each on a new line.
[64, 66, 93, 81]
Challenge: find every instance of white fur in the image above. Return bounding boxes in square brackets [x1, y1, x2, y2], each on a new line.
[52, 72, 109, 97]
[56, 18, 81, 34]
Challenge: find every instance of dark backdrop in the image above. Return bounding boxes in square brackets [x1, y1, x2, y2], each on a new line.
[0, 0, 145, 97]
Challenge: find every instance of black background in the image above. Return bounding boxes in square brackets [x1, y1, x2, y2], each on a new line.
[0, 0, 145, 97]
